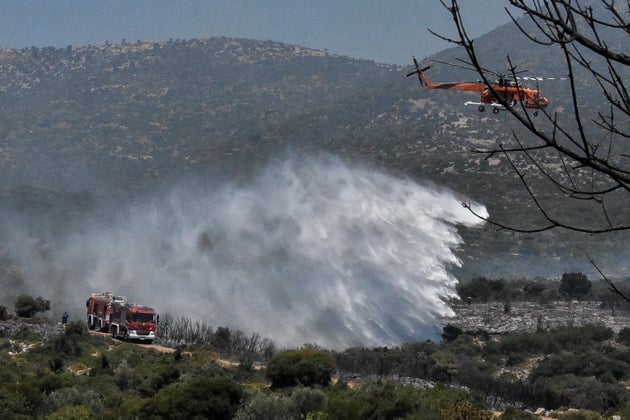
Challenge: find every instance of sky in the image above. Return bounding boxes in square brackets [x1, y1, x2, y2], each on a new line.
[0, 0, 516, 65]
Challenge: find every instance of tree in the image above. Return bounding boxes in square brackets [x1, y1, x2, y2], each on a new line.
[266, 347, 337, 388]
[559, 272, 592, 298]
[433, 0, 629, 299]
[14, 294, 50, 318]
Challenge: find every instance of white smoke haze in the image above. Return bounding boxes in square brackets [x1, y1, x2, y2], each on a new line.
[7, 154, 487, 349]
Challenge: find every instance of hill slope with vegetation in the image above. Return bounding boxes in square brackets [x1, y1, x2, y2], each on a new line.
[0, 35, 627, 280]
[2, 300, 630, 418]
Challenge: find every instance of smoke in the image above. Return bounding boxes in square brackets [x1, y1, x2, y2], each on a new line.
[5, 154, 487, 349]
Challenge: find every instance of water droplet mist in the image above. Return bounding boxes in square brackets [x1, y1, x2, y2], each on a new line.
[10, 155, 487, 349]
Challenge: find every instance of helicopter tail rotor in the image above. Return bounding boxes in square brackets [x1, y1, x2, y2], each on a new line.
[406, 56, 431, 86]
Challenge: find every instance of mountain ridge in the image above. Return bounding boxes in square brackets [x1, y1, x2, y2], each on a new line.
[0, 28, 626, 280]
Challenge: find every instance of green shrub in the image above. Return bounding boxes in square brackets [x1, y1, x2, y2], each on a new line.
[617, 327, 630, 346]
[144, 376, 243, 420]
[531, 350, 629, 382]
[324, 380, 421, 420]
[553, 408, 603, 419]
[13, 325, 43, 342]
[439, 400, 493, 420]
[499, 408, 540, 419]
[457, 277, 506, 302]
[532, 374, 627, 412]
[442, 324, 464, 342]
[551, 325, 614, 347]
[234, 391, 299, 419]
[559, 272, 592, 299]
[44, 405, 94, 420]
[43, 387, 103, 416]
[291, 386, 327, 416]
[324, 380, 476, 420]
[64, 321, 86, 336]
[14, 294, 50, 317]
[266, 347, 336, 388]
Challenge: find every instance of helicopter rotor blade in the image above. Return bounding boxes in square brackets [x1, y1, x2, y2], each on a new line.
[452, 58, 534, 79]
[517, 75, 569, 81]
[406, 56, 428, 86]
[437, 57, 510, 79]
[432, 58, 494, 76]
[454, 58, 500, 76]
[431, 58, 476, 72]
[428, 57, 568, 83]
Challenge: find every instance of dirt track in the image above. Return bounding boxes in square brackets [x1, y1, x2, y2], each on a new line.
[88, 330, 176, 353]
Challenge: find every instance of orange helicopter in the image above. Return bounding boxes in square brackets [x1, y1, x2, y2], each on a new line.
[406, 56, 550, 116]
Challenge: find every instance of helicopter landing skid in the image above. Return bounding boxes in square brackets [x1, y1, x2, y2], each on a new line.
[464, 101, 505, 114]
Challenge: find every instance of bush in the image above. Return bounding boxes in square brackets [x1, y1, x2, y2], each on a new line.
[442, 324, 464, 342]
[457, 277, 506, 302]
[0, 305, 8, 321]
[439, 400, 493, 420]
[266, 347, 336, 388]
[64, 321, 86, 336]
[500, 408, 540, 419]
[325, 381, 481, 420]
[14, 294, 50, 317]
[617, 327, 630, 346]
[144, 376, 243, 419]
[532, 374, 627, 412]
[291, 386, 327, 416]
[553, 408, 606, 420]
[559, 272, 592, 299]
[44, 405, 94, 420]
[530, 350, 630, 383]
[234, 392, 299, 419]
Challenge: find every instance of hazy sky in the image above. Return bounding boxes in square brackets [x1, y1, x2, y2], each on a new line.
[0, 0, 515, 65]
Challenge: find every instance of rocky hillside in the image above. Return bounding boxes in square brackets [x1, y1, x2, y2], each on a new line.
[444, 301, 630, 335]
[0, 30, 626, 278]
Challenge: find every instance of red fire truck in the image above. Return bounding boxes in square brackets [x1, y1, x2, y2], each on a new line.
[109, 300, 157, 343]
[86, 292, 125, 332]
[86, 292, 157, 343]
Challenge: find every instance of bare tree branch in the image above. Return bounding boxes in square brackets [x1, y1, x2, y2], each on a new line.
[434, 0, 630, 234]
[427, 0, 630, 295]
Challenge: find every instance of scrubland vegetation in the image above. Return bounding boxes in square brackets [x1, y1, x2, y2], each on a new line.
[3, 280, 630, 419]
[456, 272, 630, 308]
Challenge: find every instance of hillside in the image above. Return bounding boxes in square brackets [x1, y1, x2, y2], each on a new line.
[0, 33, 626, 284]
[6, 317, 630, 417]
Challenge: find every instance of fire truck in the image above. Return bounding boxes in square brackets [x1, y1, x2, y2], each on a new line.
[86, 292, 124, 332]
[86, 292, 157, 343]
[109, 300, 157, 343]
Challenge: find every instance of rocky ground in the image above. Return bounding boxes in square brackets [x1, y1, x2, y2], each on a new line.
[0, 317, 63, 340]
[443, 301, 630, 335]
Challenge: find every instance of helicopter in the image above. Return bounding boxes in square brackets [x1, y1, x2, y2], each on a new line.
[406, 56, 550, 116]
